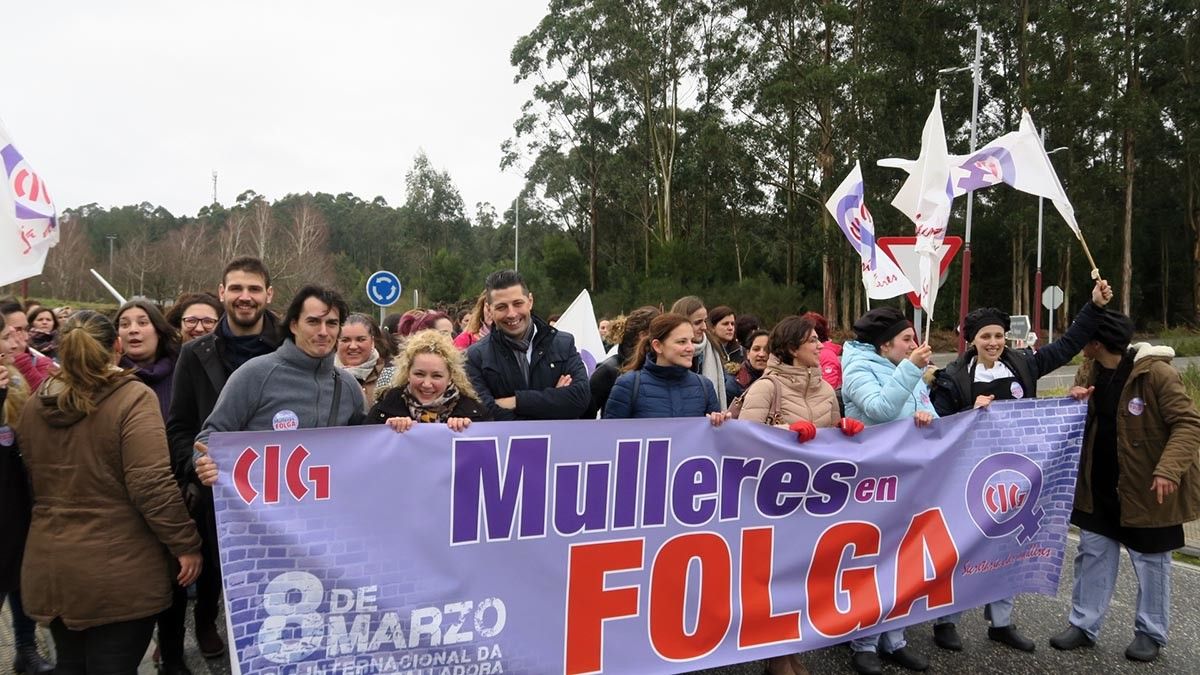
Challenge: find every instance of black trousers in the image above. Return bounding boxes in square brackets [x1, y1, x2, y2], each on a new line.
[50, 616, 155, 675]
[194, 491, 223, 628]
[156, 584, 189, 663]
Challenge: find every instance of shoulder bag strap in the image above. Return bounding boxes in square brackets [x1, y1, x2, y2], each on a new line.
[328, 372, 343, 427]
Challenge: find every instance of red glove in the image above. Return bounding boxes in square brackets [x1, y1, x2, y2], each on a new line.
[789, 419, 817, 443]
[838, 418, 865, 436]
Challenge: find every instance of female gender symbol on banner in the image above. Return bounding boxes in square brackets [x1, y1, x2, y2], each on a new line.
[964, 452, 1045, 545]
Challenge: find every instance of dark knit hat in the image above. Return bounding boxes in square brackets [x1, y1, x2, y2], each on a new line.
[853, 307, 911, 348]
[1093, 309, 1134, 354]
[964, 307, 1010, 342]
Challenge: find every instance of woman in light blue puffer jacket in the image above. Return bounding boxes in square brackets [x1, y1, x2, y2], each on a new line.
[839, 306, 937, 675]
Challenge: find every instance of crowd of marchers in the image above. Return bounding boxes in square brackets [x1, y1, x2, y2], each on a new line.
[0, 258, 1196, 675]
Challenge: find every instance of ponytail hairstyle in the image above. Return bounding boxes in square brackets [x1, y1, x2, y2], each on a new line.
[54, 310, 126, 416]
[613, 306, 661, 359]
[622, 313, 691, 372]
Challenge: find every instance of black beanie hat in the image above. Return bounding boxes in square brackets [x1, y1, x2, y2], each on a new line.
[1093, 309, 1134, 354]
[964, 307, 1010, 342]
[853, 307, 911, 348]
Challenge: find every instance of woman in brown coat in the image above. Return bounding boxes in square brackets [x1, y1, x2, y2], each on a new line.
[737, 315, 864, 675]
[16, 310, 201, 673]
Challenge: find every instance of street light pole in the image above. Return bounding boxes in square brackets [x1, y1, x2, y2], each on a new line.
[106, 234, 117, 280]
[1034, 133, 1068, 342]
[514, 194, 520, 272]
[955, 24, 982, 355]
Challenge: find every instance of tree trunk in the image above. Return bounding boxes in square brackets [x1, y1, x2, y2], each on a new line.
[1122, 125, 1135, 315]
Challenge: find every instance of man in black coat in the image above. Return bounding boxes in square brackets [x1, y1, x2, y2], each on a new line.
[466, 270, 590, 421]
[165, 257, 281, 662]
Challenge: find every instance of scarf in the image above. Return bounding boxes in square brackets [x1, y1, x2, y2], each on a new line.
[218, 316, 275, 370]
[401, 383, 462, 423]
[493, 323, 535, 386]
[336, 349, 380, 383]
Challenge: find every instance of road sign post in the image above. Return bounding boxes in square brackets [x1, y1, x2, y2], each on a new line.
[1042, 285, 1064, 342]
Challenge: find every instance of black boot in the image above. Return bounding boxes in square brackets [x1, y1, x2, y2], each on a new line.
[12, 644, 54, 674]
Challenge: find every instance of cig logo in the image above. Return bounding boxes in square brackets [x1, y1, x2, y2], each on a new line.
[233, 444, 330, 505]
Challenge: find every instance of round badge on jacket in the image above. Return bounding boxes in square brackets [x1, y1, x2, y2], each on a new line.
[1010, 381, 1024, 399]
[272, 409, 300, 431]
[0, 426, 13, 447]
[1127, 397, 1145, 416]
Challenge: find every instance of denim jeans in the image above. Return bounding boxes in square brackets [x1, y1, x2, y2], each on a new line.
[1068, 529, 1171, 645]
[49, 616, 155, 675]
[935, 596, 1014, 628]
[850, 628, 907, 653]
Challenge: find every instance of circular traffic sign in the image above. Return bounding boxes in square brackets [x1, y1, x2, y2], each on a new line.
[366, 270, 402, 307]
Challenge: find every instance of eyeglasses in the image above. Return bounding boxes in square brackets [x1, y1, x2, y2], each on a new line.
[182, 317, 219, 329]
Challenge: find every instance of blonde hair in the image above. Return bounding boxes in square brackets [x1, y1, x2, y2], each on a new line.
[53, 310, 127, 416]
[381, 329, 477, 401]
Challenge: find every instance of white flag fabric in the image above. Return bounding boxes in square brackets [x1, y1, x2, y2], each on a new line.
[879, 110, 1079, 238]
[555, 289, 606, 378]
[825, 161, 915, 300]
[894, 92, 953, 318]
[0, 121, 58, 286]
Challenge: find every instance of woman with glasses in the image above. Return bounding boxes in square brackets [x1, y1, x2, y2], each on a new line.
[165, 293, 223, 343]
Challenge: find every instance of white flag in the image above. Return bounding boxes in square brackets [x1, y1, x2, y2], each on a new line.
[825, 161, 915, 300]
[879, 110, 1079, 238]
[554, 289, 606, 377]
[0, 121, 58, 286]
[892, 92, 953, 318]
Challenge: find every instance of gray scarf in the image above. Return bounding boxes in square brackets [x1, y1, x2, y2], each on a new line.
[494, 323, 535, 386]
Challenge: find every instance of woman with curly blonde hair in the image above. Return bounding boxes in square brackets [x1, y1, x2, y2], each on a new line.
[367, 329, 490, 432]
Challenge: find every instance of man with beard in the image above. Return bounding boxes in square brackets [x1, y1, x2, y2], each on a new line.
[466, 269, 590, 420]
[165, 257, 280, 661]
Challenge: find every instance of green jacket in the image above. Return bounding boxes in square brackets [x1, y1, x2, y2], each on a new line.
[1073, 343, 1200, 528]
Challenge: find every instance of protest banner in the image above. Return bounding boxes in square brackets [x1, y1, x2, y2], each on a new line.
[211, 397, 1086, 675]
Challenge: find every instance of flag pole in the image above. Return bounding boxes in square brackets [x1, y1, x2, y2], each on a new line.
[1077, 234, 1101, 280]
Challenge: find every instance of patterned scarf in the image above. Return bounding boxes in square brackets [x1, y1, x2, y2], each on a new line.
[401, 383, 462, 423]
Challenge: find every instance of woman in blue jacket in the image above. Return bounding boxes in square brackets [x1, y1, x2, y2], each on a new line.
[603, 314, 728, 426]
[840, 306, 935, 675]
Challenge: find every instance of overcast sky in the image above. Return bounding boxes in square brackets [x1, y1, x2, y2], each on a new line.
[2, 1, 547, 219]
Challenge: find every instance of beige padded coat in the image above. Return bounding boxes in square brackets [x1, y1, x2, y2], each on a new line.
[739, 356, 841, 429]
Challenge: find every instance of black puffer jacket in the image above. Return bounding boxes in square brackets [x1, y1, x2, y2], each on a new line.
[930, 301, 1103, 416]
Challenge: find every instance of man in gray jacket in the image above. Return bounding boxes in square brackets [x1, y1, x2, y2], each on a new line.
[194, 285, 364, 484]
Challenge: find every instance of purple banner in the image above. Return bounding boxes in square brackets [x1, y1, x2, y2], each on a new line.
[210, 398, 1085, 675]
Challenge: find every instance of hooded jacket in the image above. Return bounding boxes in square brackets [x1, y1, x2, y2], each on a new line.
[841, 340, 937, 427]
[739, 356, 840, 429]
[16, 375, 201, 629]
[1072, 343, 1200, 528]
[603, 356, 719, 419]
